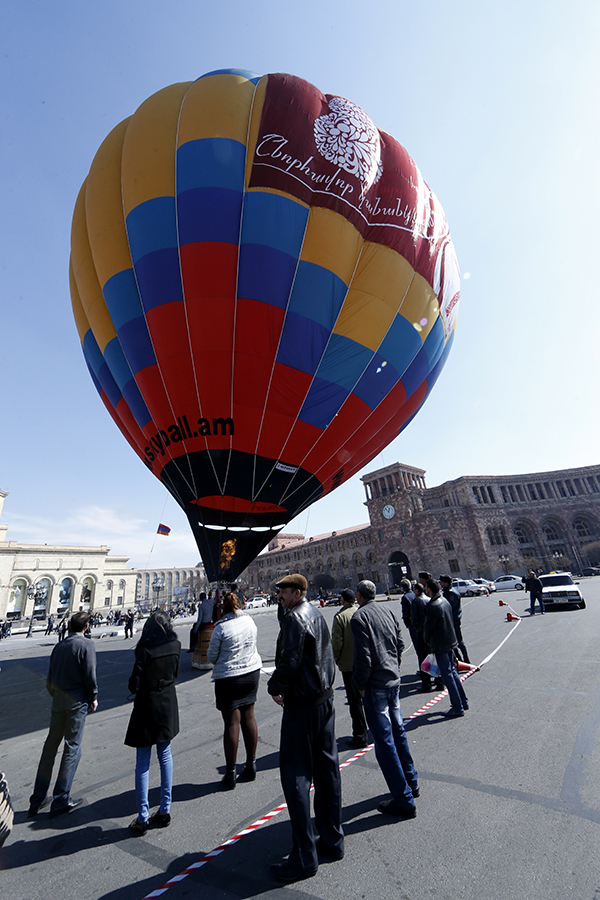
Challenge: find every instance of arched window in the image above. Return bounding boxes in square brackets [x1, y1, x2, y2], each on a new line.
[340, 556, 349, 569]
[80, 578, 93, 608]
[515, 526, 532, 545]
[7, 579, 27, 618]
[58, 577, 73, 611]
[573, 517, 594, 540]
[487, 526, 508, 546]
[328, 558, 336, 570]
[543, 523, 561, 542]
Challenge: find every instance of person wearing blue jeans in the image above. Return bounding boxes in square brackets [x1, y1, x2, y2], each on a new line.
[362, 686, 418, 808]
[423, 577, 469, 719]
[28, 612, 98, 818]
[351, 580, 419, 817]
[125, 612, 181, 835]
[135, 741, 173, 823]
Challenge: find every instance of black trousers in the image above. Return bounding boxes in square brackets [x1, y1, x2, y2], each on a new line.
[341, 671, 368, 740]
[279, 697, 343, 871]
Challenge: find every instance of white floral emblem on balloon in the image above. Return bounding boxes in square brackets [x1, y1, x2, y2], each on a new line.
[314, 97, 383, 196]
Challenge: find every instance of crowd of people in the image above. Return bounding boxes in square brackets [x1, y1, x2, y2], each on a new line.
[25, 570, 472, 884]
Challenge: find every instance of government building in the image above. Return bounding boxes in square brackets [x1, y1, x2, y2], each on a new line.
[239, 462, 600, 595]
[0, 490, 138, 620]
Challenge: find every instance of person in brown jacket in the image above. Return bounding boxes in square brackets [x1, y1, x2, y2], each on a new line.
[331, 589, 368, 747]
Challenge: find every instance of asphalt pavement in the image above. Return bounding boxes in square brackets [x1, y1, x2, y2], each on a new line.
[1, 582, 600, 900]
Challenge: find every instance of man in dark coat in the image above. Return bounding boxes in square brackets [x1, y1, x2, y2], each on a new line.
[423, 578, 469, 719]
[439, 576, 470, 663]
[124, 609, 135, 639]
[524, 570, 545, 615]
[268, 574, 343, 883]
[28, 612, 97, 817]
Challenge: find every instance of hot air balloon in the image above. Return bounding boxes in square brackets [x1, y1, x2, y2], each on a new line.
[70, 69, 460, 583]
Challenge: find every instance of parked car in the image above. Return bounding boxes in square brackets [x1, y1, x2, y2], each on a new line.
[539, 573, 585, 610]
[451, 579, 484, 597]
[472, 577, 496, 593]
[493, 575, 525, 591]
[246, 596, 268, 609]
[580, 566, 600, 577]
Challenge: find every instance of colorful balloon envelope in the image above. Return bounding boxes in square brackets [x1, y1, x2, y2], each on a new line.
[70, 69, 460, 582]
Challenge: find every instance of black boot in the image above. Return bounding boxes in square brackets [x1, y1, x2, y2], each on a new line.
[222, 767, 237, 790]
[242, 758, 257, 781]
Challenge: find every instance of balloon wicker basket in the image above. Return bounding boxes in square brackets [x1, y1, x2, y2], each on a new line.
[192, 624, 214, 670]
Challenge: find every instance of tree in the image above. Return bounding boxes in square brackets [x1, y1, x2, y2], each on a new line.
[520, 555, 543, 573]
[582, 541, 600, 566]
[183, 573, 208, 604]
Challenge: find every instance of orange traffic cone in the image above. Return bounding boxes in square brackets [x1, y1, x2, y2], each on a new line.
[456, 659, 472, 673]
[507, 612, 520, 621]
[499, 599, 507, 606]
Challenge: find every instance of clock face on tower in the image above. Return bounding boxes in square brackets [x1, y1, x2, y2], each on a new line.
[382, 504, 396, 520]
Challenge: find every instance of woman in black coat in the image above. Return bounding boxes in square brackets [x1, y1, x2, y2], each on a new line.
[125, 611, 181, 835]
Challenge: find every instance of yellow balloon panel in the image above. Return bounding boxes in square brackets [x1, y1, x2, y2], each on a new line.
[121, 82, 192, 215]
[85, 118, 132, 287]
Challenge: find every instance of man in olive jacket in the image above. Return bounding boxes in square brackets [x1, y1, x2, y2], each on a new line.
[331, 589, 368, 747]
[267, 574, 343, 883]
[28, 612, 98, 817]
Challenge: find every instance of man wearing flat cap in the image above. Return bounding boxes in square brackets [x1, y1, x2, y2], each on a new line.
[351, 580, 419, 818]
[267, 573, 343, 883]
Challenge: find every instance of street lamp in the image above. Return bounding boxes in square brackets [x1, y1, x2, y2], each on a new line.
[152, 576, 165, 609]
[26, 582, 43, 638]
[498, 554, 511, 575]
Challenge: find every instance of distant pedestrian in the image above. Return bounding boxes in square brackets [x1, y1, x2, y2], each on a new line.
[45, 614, 55, 636]
[124, 609, 135, 639]
[524, 570, 545, 616]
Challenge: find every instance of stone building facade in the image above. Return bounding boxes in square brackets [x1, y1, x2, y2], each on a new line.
[0, 490, 138, 620]
[135, 565, 207, 608]
[239, 462, 600, 594]
[240, 524, 375, 597]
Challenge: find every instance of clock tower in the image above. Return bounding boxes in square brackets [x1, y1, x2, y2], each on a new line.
[361, 462, 427, 586]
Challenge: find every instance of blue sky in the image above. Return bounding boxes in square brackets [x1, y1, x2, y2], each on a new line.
[2, 1, 599, 569]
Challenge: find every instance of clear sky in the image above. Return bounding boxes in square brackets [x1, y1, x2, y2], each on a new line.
[2, 0, 599, 570]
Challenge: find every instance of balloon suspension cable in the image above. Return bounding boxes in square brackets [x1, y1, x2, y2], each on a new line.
[142, 497, 169, 571]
